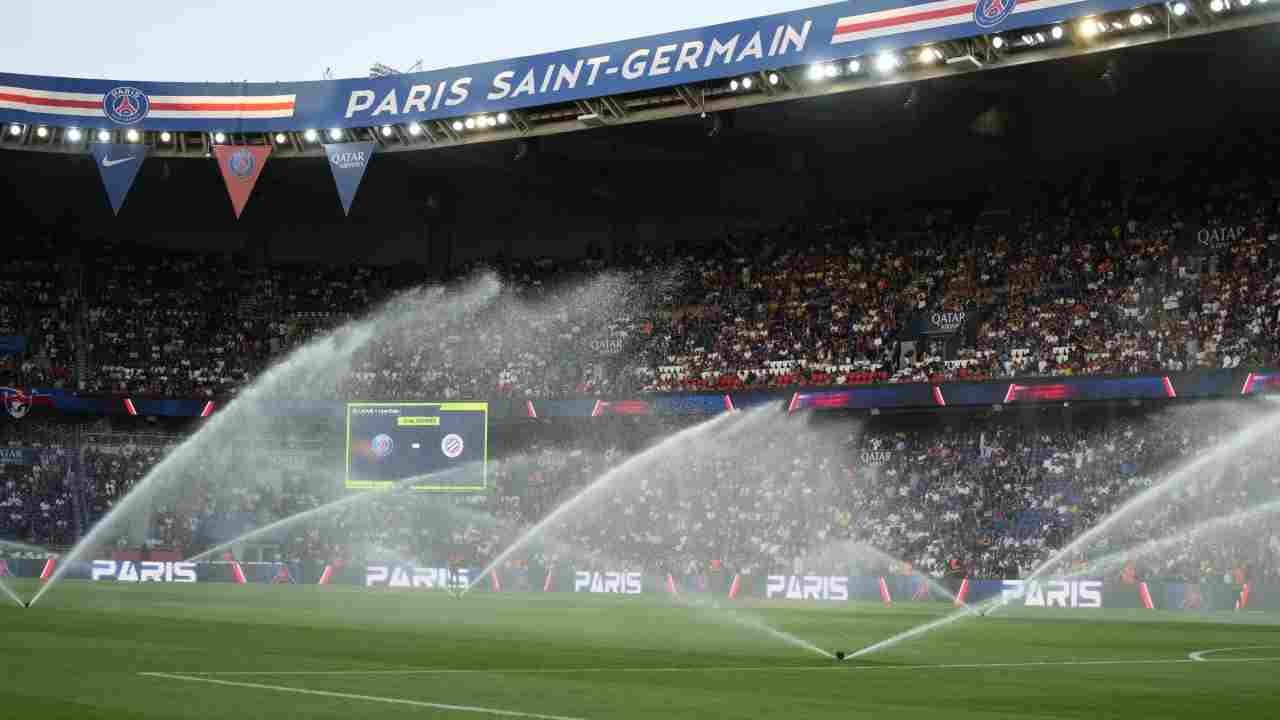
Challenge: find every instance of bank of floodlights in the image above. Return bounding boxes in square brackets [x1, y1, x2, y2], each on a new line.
[875, 52, 900, 74]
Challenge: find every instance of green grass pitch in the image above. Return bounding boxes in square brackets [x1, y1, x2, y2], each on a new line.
[3, 579, 1279, 719]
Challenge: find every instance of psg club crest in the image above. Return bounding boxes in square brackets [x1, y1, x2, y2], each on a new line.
[103, 87, 150, 125]
[371, 433, 395, 459]
[974, 0, 1017, 28]
[2, 388, 31, 419]
[228, 149, 257, 179]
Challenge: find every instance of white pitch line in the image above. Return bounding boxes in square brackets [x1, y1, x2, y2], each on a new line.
[144, 656, 1280, 677]
[1188, 646, 1280, 662]
[138, 673, 591, 720]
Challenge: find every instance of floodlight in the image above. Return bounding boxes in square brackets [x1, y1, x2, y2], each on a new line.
[303, 129, 318, 142]
[97, 130, 110, 142]
[328, 128, 343, 140]
[876, 53, 899, 73]
[125, 129, 139, 142]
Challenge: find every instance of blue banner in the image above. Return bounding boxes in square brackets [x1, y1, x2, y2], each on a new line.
[0, 336, 25, 354]
[322, 142, 376, 215]
[0, 0, 1146, 133]
[89, 144, 147, 215]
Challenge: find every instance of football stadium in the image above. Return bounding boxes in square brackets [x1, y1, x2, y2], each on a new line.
[3, 1, 1280, 717]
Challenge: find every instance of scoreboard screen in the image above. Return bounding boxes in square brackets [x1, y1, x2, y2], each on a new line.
[344, 402, 488, 491]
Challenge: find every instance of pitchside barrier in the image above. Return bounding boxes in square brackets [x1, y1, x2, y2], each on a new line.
[2, 556, 1269, 609]
[1, 558, 1267, 612]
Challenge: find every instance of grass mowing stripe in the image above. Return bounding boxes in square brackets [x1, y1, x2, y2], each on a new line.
[138, 672, 592, 720]
[147, 656, 1280, 676]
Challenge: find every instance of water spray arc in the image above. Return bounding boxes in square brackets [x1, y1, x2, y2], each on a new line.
[28, 276, 502, 607]
[0, 576, 24, 608]
[1060, 498, 1280, 581]
[462, 409, 746, 596]
[986, 406, 1280, 617]
[844, 407, 1280, 659]
[186, 463, 488, 563]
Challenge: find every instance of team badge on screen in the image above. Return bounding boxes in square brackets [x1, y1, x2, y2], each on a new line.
[371, 433, 395, 459]
[441, 433, 464, 458]
[103, 87, 150, 125]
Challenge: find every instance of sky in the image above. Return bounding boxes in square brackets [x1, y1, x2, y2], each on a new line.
[6, 0, 826, 83]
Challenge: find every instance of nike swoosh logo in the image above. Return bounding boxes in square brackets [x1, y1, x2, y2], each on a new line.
[102, 156, 138, 167]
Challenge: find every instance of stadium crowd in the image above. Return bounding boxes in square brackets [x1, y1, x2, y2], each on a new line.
[1, 137, 1278, 401]
[4, 401, 1276, 589]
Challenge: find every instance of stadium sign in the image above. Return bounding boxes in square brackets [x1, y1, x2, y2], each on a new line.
[90, 560, 198, 583]
[574, 571, 643, 594]
[1000, 579, 1103, 608]
[923, 311, 967, 335]
[766, 575, 849, 601]
[0, 448, 38, 465]
[0, 0, 1144, 133]
[1177, 221, 1251, 255]
[365, 564, 470, 588]
[859, 450, 893, 466]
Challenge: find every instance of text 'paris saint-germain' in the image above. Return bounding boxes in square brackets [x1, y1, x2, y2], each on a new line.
[343, 21, 812, 119]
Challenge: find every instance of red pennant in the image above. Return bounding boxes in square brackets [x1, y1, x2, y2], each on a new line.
[214, 145, 272, 219]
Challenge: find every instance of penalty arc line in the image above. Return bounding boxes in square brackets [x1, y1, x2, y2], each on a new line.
[138, 673, 592, 720]
[1188, 646, 1280, 662]
[145, 656, 1280, 677]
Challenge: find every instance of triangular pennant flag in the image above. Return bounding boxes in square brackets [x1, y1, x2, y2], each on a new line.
[213, 145, 272, 219]
[89, 144, 147, 215]
[322, 141, 375, 215]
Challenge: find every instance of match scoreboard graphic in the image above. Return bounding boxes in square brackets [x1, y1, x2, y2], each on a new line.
[345, 402, 488, 491]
